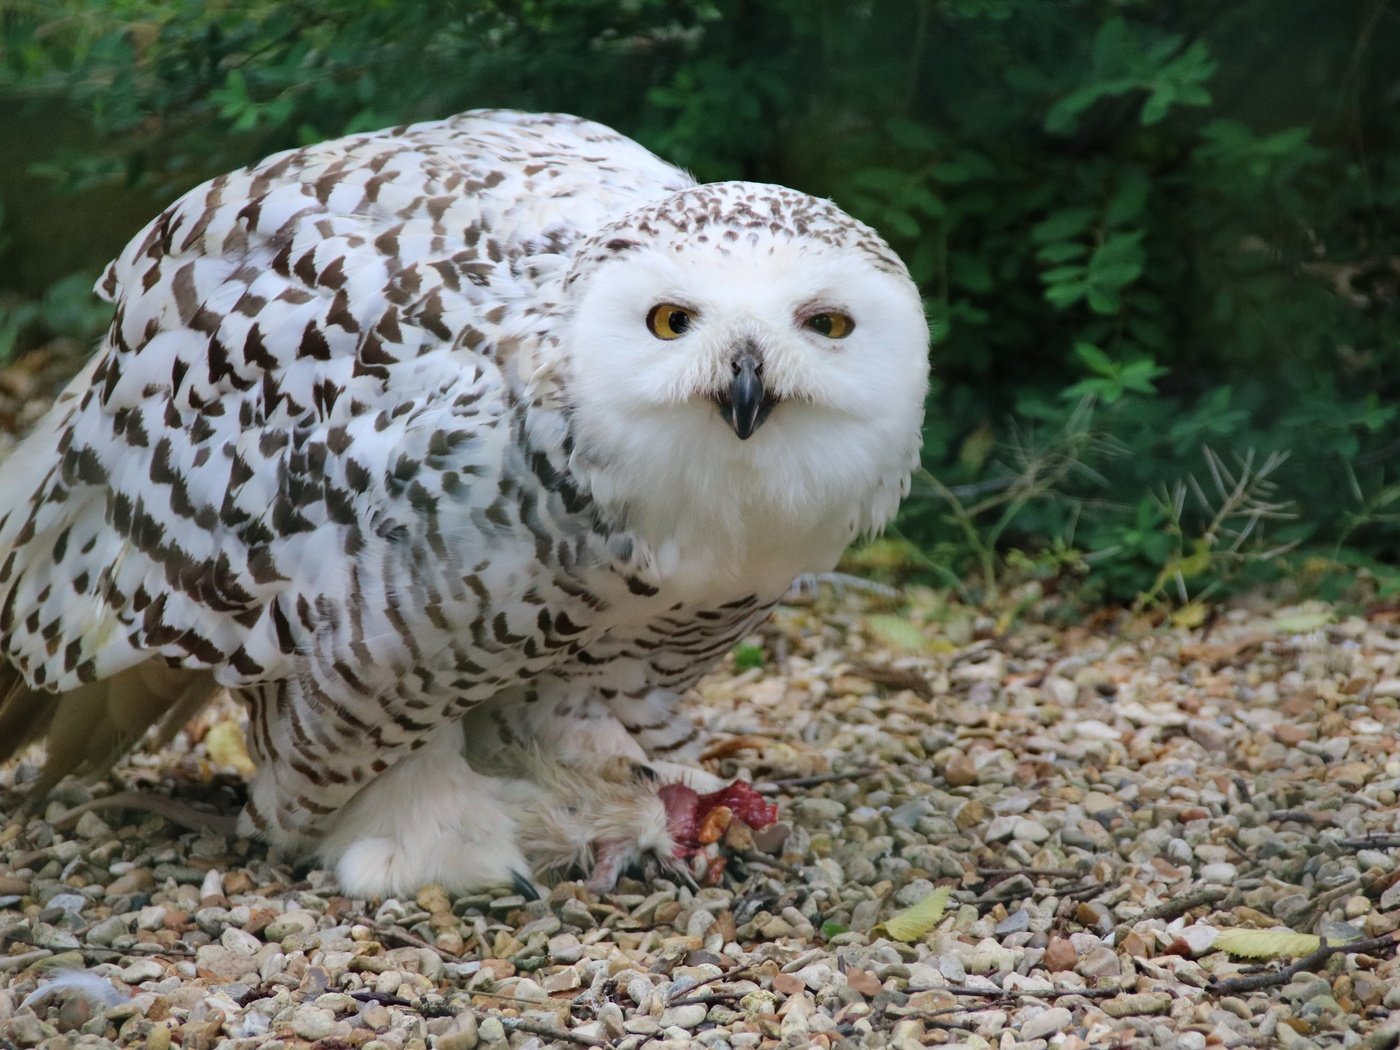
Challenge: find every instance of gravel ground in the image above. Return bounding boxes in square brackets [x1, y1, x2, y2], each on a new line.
[3, 587, 1400, 1049]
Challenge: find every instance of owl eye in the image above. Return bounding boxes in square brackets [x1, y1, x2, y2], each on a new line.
[646, 303, 697, 340]
[806, 312, 854, 339]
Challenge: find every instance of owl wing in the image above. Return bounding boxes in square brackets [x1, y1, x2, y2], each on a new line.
[0, 111, 690, 696]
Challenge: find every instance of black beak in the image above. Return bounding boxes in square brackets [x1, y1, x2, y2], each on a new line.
[719, 347, 773, 440]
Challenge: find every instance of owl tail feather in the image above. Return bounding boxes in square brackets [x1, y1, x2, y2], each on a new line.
[0, 659, 217, 803]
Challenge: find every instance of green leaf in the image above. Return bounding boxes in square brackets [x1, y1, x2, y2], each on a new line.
[1044, 282, 1088, 307]
[1031, 206, 1096, 244]
[1036, 242, 1089, 264]
[906, 185, 945, 218]
[1041, 263, 1087, 285]
[1085, 285, 1121, 315]
[1215, 929, 1323, 960]
[852, 167, 913, 194]
[1092, 230, 1147, 268]
[1118, 359, 1166, 394]
[884, 210, 921, 239]
[958, 422, 997, 471]
[1105, 173, 1150, 226]
[885, 117, 941, 152]
[1073, 342, 1115, 375]
[1091, 18, 1131, 71]
[733, 643, 765, 670]
[882, 887, 951, 942]
[1141, 89, 1173, 126]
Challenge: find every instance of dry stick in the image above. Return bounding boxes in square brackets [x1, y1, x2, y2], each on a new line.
[665, 965, 755, 1004]
[1268, 810, 1334, 826]
[756, 767, 883, 793]
[352, 915, 466, 964]
[23, 942, 193, 960]
[970, 879, 1105, 906]
[500, 1016, 606, 1048]
[666, 991, 743, 1008]
[1060, 881, 1111, 902]
[977, 866, 1086, 879]
[350, 990, 414, 1008]
[940, 983, 1121, 1000]
[1110, 885, 1230, 945]
[0, 948, 53, 971]
[1340, 835, 1400, 849]
[1208, 932, 1400, 995]
[49, 792, 238, 835]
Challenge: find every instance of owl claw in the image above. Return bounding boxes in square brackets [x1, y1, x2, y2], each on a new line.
[511, 868, 543, 901]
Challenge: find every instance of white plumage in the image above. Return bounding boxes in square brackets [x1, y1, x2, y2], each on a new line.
[0, 110, 928, 895]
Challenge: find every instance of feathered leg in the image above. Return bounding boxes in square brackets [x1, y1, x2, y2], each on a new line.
[315, 720, 537, 898]
[461, 679, 734, 891]
[0, 660, 217, 803]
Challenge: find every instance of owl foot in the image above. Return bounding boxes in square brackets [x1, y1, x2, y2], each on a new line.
[318, 726, 537, 899]
[518, 757, 778, 893]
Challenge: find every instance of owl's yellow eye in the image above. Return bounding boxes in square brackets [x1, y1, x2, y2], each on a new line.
[646, 303, 697, 340]
[806, 312, 854, 339]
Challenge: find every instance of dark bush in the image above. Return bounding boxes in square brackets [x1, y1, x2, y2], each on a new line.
[3, 0, 1397, 603]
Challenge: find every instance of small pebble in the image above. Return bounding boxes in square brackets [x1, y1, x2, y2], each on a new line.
[1020, 1006, 1073, 1041]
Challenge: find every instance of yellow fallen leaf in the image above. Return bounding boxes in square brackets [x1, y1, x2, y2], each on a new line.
[865, 614, 931, 654]
[204, 720, 256, 777]
[1171, 600, 1209, 630]
[1270, 603, 1333, 634]
[882, 886, 951, 942]
[1215, 928, 1322, 959]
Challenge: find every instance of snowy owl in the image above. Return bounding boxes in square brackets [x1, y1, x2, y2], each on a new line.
[0, 110, 928, 896]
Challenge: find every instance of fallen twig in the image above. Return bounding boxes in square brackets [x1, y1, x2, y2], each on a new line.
[939, 983, 1122, 1000]
[666, 991, 743, 1008]
[756, 768, 882, 793]
[970, 877, 1105, 906]
[1339, 835, 1400, 849]
[350, 990, 414, 1007]
[977, 866, 1086, 879]
[0, 948, 54, 971]
[352, 916, 465, 963]
[848, 661, 934, 700]
[501, 1016, 606, 1047]
[1059, 880, 1111, 902]
[49, 791, 238, 835]
[1112, 885, 1230, 944]
[1268, 810, 1335, 826]
[1208, 932, 1400, 995]
[666, 966, 754, 1004]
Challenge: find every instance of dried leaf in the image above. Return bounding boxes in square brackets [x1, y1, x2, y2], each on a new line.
[1215, 928, 1321, 959]
[848, 660, 933, 699]
[1270, 603, 1333, 634]
[698, 735, 771, 761]
[1171, 600, 1209, 629]
[882, 886, 951, 942]
[204, 720, 256, 777]
[865, 615, 930, 654]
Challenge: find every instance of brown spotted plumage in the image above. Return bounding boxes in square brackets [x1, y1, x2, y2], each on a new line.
[0, 110, 929, 895]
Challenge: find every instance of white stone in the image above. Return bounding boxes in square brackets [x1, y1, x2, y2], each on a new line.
[292, 1006, 335, 1041]
[1199, 862, 1238, 884]
[658, 1004, 707, 1029]
[1019, 1005, 1073, 1041]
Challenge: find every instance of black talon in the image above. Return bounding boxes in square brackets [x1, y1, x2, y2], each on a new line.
[511, 868, 542, 901]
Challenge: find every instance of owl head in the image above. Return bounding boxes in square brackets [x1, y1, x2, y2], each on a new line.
[559, 182, 930, 594]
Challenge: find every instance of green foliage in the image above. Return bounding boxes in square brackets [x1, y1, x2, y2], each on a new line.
[0, 264, 109, 361]
[2, 0, 1397, 604]
[732, 643, 765, 671]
